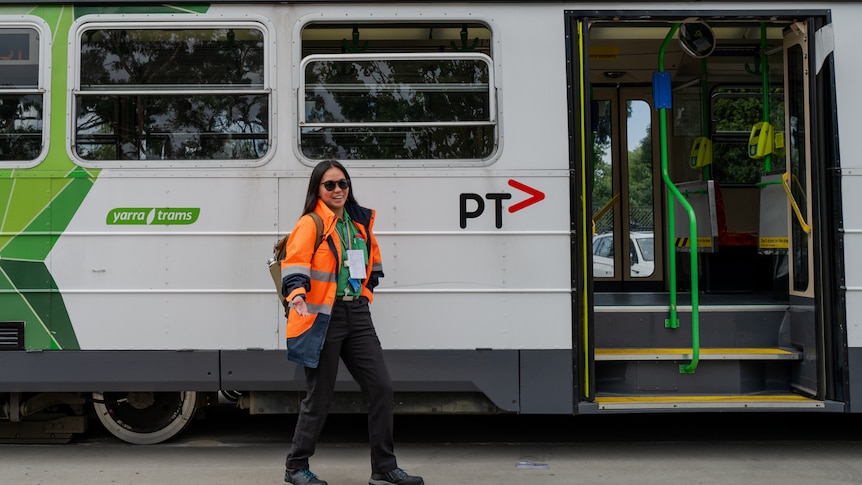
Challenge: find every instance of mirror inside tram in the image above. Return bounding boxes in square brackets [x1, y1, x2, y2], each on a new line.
[678, 22, 716, 58]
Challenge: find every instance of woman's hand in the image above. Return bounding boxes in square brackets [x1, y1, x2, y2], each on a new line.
[291, 296, 310, 317]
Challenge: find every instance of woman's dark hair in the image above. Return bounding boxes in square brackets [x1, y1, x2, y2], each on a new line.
[302, 159, 358, 215]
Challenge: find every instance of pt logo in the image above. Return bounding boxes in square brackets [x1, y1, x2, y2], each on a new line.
[460, 180, 545, 228]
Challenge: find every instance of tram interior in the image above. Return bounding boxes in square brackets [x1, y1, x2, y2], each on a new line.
[583, 17, 827, 411]
[587, 20, 789, 299]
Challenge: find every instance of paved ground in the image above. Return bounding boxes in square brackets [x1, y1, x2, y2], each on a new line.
[7, 437, 862, 485]
[4, 409, 862, 484]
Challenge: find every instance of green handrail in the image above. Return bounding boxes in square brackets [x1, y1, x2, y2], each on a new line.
[759, 22, 772, 173]
[658, 24, 700, 373]
[700, 57, 710, 181]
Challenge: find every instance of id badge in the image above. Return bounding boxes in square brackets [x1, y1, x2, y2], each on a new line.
[346, 249, 366, 279]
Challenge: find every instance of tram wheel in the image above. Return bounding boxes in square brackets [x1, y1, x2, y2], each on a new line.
[92, 391, 198, 444]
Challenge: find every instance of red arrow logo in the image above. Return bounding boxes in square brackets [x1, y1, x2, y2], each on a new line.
[507, 179, 545, 213]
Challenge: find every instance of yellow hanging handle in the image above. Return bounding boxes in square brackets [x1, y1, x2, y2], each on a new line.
[781, 172, 811, 234]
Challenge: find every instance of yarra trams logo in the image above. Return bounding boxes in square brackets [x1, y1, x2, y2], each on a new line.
[106, 208, 201, 225]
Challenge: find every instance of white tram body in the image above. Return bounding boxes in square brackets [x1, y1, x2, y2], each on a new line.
[0, 1, 859, 443]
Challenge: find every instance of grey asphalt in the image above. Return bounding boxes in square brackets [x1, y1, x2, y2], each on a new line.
[4, 411, 862, 484]
[6, 434, 862, 484]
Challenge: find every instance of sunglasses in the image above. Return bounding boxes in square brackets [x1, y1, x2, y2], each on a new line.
[321, 178, 350, 191]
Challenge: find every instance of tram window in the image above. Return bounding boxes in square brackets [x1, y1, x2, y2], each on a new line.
[710, 142, 761, 184]
[73, 25, 269, 163]
[710, 87, 784, 184]
[786, 44, 809, 293]
[0, 27, 44, 163]
[299, 23, 496, 162]
[592, 99, 614, 234]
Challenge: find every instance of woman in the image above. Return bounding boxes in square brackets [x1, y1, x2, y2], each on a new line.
[280, 160, 424, 485]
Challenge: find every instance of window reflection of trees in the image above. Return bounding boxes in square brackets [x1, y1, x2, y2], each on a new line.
[0, 95, 42, 161]
[76, 28, 269, 161]
[0, 28, 42, 162]
[711, 87, 784, 184]
[302, 57, 493, 160]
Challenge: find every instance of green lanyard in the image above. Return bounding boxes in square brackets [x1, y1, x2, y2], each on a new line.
[337, 213, 353, 253]
[335, 213, 361, 295]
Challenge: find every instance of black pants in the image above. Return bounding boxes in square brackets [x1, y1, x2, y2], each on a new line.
[285, 297, 397, 474]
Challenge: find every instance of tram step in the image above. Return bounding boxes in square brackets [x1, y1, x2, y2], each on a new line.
[595, 347, 802, 361]
[594, 347, 802, 395]
[593, 394, 825, 411]
[594, 298, 789, 349]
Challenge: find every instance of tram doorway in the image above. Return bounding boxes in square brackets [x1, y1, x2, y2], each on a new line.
[591, 87, 664, 292]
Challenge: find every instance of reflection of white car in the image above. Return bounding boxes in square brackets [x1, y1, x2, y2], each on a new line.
[592, 231, 655, 278]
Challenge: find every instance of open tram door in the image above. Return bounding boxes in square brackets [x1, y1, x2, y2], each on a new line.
[780, 19, 840, 404]
[570, 12, 844, 413]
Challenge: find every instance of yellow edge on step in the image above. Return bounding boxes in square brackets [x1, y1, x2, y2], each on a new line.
[596, 394, 814, 403]
[597, 348, 795, 355]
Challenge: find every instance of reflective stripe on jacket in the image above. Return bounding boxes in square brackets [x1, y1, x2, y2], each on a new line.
[280, 198, 383, 367]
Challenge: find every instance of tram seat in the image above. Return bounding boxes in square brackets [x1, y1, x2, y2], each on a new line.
[700, 183, 770, 293]
[713, 183, 758, 247]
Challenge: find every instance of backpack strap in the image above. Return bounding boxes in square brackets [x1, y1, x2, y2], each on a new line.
[271, 212, 326, 318]
[307, 212, 324, 253]
[272, 212, 324, 261]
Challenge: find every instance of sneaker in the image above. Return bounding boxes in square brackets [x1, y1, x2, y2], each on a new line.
[285, 468, 328, 485]
[369, 467, 424, 485]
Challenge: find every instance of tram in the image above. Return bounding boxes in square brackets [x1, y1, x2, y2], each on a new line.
[0, 1, 856, 443]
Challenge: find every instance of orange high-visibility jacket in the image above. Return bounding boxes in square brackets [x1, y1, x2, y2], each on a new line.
[280, 198, 383, 367]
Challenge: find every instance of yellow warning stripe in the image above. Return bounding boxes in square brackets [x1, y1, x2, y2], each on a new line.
[595, 347, 800, 361]
[674, 237, 714, 248]
[597, 348, 796, 356]
[596, 394, 816, 404]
